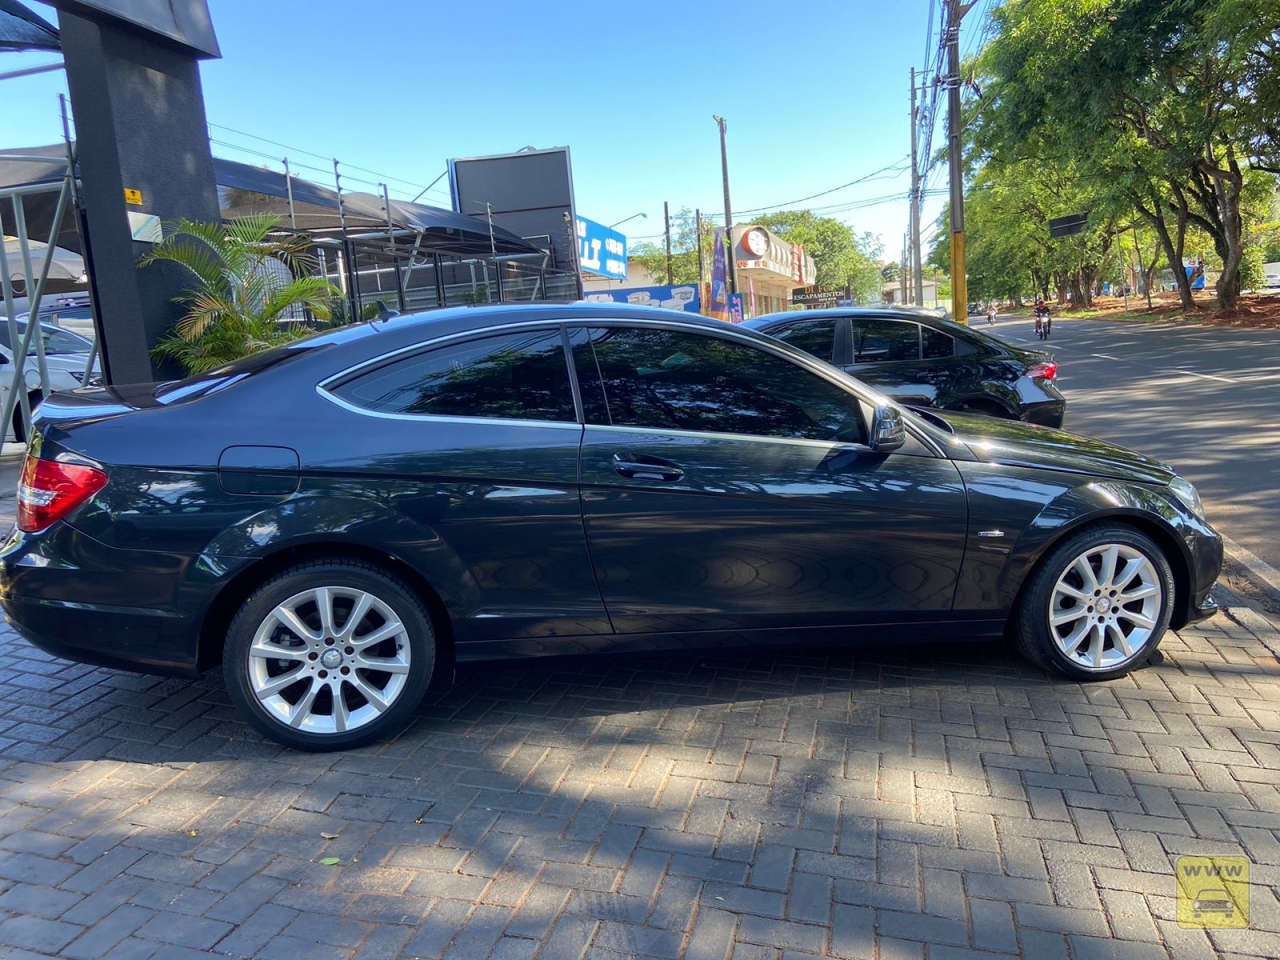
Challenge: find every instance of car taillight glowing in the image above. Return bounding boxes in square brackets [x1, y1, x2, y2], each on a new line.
[17, 456, 108, 533]
[1026, 361, 1058, 380]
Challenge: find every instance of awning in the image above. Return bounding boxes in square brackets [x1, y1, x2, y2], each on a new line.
[0, 147, 547, 257]
[0, 0, 59, 52]
[214, 158, 545, 256]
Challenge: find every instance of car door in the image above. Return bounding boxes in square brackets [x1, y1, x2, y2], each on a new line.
[324, 325, 611, 643]
[569, 323, 969, 635]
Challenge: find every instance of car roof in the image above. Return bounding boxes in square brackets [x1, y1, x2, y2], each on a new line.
[312, 302, 741, 348]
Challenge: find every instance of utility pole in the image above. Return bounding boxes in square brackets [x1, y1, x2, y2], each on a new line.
[713, 115, 737, 295]
[946, 0, 972, 323]
[695, 208, 705, 286]
[901, 234, 909, 304]
[910, 68, 924, 306]
[664, 201, 673, 285]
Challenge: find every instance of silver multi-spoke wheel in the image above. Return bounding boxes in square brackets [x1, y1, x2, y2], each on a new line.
[1013, 526, 1174, 681]
[1048, 543, 1164, 670]
[248, 585, 412, 735]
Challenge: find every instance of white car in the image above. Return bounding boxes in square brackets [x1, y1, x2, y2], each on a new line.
[0, 323, 89, 442]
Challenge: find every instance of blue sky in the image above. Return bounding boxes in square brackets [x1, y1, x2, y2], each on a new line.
[3, 0, 982, 261]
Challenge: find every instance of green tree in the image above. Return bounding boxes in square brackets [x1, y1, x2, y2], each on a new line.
[977, 0, 1280, 310]
[628, 208, 714, 285]
[753, 210, 884, 303]
[141, 214, 340, 374]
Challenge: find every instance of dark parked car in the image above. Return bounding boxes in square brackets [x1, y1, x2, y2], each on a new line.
[2, 305, 1219, 750]
[744, 306, 1066, 427]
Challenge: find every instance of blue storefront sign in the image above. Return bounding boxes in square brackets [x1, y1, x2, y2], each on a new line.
[728, 293, 744, 323]
[575, 216, 628, 280]
[582, 284, 700, 312]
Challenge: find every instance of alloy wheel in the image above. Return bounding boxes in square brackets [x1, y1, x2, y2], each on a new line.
[1048, 543, 1163, 670]
[247, 586, 411, 734]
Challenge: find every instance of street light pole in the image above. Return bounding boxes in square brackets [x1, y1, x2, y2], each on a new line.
[910, 67, 924, 307]
[608, 212, 647, 229]
[947, 0, 972, 324]
[713, 115, 737, 296]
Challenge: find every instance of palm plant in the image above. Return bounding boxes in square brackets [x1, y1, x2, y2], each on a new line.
[140, 214, 341, 374]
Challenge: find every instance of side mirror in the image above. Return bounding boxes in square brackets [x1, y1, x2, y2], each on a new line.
[870, 404, 905, 453]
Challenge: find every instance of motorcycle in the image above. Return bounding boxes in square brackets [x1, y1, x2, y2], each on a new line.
[1034, 305, 1051, 339]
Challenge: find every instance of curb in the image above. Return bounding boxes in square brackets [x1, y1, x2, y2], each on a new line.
[1221, 534, 1280, 597]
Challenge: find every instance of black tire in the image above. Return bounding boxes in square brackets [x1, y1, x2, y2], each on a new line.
[223, 559, 435, 751]
[12, 391, 41, 444]
[1012, 524, 1174, 681]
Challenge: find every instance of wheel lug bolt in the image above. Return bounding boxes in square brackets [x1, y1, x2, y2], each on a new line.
[318, 670, 328, 679]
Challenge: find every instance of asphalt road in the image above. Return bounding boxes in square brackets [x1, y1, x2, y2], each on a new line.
[988, 312, 1280, 574]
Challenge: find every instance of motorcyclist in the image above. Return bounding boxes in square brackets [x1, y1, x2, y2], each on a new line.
[1034, 298, 1051, 338]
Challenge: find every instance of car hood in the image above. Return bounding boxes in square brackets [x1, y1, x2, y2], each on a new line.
[929, 410, 1175, 484]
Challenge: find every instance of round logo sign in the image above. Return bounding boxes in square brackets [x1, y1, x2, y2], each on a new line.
[743, 228, 769, 257]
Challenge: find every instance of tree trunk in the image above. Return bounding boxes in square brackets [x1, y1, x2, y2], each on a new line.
[1165, 184, 1198, 310]
[1070, 272, 1088, 309]
[1209, 146, 1245, 312]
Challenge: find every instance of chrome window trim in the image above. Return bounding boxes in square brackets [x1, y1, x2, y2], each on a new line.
[584, 422, 872, 453]
[317, 388, 583, 430]
[315, 315, 947, 456]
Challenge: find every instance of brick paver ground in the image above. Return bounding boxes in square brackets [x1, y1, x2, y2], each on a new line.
[3, 569, 1280, 957]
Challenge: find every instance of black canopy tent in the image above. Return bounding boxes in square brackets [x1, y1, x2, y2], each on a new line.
[0, 0, 60, 52]
[0, 146, 578, 313]
[214, 158, 544, 257]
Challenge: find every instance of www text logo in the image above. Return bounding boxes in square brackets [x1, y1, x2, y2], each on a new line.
[1176, 856, 1250, 929]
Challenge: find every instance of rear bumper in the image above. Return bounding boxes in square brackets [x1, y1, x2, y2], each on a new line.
[1021, 398, 1066, 429]
[4, 595, 203, 678]
[0, 522, 242, 678]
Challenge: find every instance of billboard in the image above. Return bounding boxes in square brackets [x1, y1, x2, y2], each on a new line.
[449, 147, 577, 275]
[575, 216, 627, 280]
[583, 285, 699, 312]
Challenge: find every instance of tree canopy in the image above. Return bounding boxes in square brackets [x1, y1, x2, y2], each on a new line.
[629, 207, 884, 304]
[960, 0, 1280, 310]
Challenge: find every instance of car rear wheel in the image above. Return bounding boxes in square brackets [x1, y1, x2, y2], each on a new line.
[223, 559, 435, 751]
[1013, 525, 1173, 681]
[12, 390, 42, 444]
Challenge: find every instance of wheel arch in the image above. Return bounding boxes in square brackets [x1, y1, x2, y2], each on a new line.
[196, 541, 456, 683]
[1005, 510, 1193, 633]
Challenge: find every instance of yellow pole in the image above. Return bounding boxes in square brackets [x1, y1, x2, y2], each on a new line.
[951, 231, 968, 325]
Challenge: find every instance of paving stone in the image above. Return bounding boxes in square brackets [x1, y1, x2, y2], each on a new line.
[0, 602, 1277, 960]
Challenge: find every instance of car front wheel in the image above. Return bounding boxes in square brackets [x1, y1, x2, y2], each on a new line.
[223, 560, 435, 751]
[1013, 525, 1174, 681]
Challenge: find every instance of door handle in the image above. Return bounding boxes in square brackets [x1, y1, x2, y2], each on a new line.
[611, 453, 685, 482]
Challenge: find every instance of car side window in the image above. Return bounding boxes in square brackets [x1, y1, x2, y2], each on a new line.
[42, 328, 91, 355]
[333, 328, 576, 422]
[577, 326, 866, 444]
[770, 319, 837, 363]
[921, 327, 955, 359]
[852, 319, 921, 363]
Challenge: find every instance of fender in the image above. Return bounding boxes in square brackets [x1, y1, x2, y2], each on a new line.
[999, 480, 1199, 600]
[954, 463, 1208, 616]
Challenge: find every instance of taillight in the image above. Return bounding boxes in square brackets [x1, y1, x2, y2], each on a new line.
[1026, 361, 1058, 380]
[17, 456, 108, 533]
